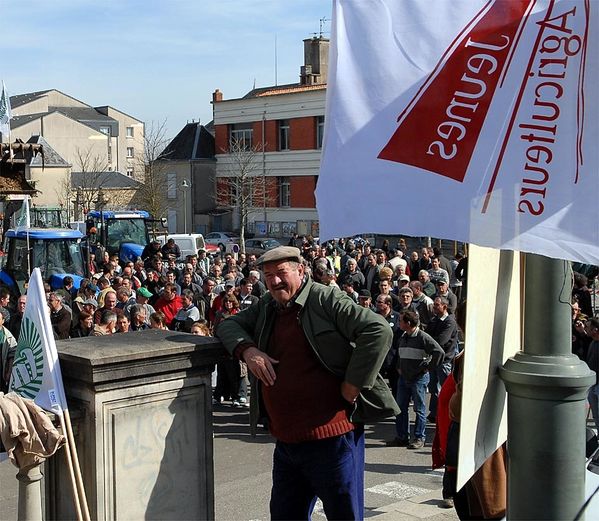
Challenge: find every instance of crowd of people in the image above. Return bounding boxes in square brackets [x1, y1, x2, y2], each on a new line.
[1, 233, 596, 519]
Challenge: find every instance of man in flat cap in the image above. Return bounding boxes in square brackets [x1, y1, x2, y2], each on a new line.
[216, 246, 398, 520]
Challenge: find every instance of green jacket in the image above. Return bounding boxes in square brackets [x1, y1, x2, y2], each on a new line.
[215, 278, 400, 433]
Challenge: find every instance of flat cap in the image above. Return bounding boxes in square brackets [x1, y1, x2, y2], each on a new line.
[256, 246, 302, 266]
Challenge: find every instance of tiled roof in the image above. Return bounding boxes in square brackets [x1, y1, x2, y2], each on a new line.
[71, 171, 142, 189]
[9, 90, 51, 108]
[242, 83, 326, 99]
[159, 122, 215, 161]
[56, 106, 117, 124]
[10, 112, 47, 129]
[26, 135, 70, 167]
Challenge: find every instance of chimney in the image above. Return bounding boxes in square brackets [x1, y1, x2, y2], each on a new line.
[212, 89, 223, 103]
[300, 37, 329, 85]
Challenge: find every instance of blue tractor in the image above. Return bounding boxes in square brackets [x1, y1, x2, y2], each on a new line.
[0, 228, 88, 297]
[85, 210, 160, 263]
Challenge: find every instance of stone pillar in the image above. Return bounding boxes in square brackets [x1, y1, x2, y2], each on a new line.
[17, 464, 43, 521]
[46, 330, 225, 520]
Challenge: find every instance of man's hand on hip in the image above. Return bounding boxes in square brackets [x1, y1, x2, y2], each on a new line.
[242, 346, 279, 386]
[341, 381, 360, 403]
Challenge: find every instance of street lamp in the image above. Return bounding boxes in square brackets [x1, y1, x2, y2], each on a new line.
[181, 179, 190, 234]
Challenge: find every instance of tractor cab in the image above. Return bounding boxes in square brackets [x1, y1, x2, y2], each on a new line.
[0, 228, 87, 297]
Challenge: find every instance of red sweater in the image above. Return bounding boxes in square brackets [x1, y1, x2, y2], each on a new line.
[262, 303, 354, 443]
[154, 295, 183, 326]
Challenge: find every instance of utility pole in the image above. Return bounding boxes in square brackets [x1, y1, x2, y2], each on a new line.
[500, 254, 594, 520]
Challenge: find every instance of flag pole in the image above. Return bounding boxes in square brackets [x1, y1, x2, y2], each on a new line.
[58, 413, 84, 521]
[62, 408, 91, 521]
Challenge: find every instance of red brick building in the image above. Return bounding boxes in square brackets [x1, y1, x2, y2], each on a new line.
[211, 37, 328, 238]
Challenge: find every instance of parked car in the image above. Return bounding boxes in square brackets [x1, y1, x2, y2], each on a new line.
[205, 231, 240, 252]
[244, 238, 281, 256]
[156, 233, 219, 259]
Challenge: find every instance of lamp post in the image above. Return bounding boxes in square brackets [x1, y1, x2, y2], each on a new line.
[181, 179, 190, 234]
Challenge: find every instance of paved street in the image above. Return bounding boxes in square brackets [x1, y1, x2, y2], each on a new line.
[1, 407, 458, 521]
[214, 406, 458, 521]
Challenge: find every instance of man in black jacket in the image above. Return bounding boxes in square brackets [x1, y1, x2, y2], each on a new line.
[391, 310, 444, 449]
[425, 296, 459, 422]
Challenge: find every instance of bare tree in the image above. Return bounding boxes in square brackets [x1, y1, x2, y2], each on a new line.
[55, 145, 140, 222]
[55, 147, 117, 220]
[215, 138, 268, 252]
[134, 120, 171, 223]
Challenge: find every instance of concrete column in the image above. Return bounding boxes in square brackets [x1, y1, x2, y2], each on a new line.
[500, 254, 595, 520]
[17, 464, 43, 521]
[46, 330, 226, 520]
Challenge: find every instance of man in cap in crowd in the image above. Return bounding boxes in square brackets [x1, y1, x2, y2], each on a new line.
[132, 287, 155, 324]
[434, 279, 458, 315]
[357, 289, 375, 311]
[216, 246, 398, 520]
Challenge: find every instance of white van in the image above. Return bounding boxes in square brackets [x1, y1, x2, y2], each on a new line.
[156, 233, 217, 259]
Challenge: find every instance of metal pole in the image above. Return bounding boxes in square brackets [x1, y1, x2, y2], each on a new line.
[183, 189, 187, 234]
[499, 253, 594, 520]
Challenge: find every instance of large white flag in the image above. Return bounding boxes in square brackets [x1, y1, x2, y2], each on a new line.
[9, 268, 68, 416]
[317, 0, 599, 264]
[0, 81, 11, 139]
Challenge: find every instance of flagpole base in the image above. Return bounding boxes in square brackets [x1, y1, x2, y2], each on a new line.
[500, 351, 594, 520]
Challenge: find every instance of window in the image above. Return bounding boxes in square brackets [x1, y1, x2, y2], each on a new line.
[126, 126, 134, 138]
[167, 173, 177, 199]
[229, 123, 253, 150]
[126, 167, 134, 177]
[278, 120, 290, 151]
[126, 147, 134, 158]
[316, 116, 325, 149]
[107, 144, 112, 164]
[279, 177, 290, 207]
[100, 126, 110, 136]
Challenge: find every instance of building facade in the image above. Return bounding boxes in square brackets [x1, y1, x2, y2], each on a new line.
[156, 122, 216, 235]
[211, 37, 328, 238]
[9, 89, 145, 180]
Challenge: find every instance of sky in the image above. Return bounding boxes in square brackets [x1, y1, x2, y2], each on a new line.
[2, 0, 331, 141]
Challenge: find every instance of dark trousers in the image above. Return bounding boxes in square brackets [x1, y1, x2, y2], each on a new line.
[270, 426, 365, 520]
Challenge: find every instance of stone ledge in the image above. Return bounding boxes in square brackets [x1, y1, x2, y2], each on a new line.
[57, 331, 227, 390]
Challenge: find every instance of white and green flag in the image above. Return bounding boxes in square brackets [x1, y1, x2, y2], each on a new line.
[9, 268, 68, 415]
[0, 81, 11, 139]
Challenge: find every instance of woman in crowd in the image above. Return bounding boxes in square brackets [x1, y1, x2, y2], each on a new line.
[149, 311, 169, 330]
[71, 311, 94, 338]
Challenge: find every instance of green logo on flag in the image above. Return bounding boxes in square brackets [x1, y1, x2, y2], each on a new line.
[10, 317, 44, 399]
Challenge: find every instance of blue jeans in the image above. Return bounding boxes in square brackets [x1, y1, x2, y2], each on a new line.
[270, 427, 365, 520]
[396, 372, 430, 441]
[428, 360, 453, 418]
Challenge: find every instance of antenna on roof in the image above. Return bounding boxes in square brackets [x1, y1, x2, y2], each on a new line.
[319, 17, 330, 37]
[274, 34, 278, 86]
